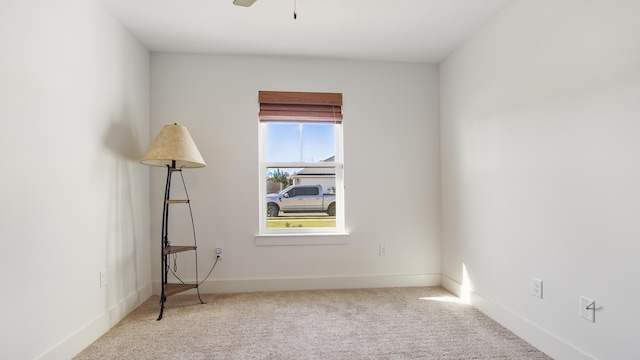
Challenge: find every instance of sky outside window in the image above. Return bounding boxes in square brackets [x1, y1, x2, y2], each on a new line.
[266, 123, 335, 163]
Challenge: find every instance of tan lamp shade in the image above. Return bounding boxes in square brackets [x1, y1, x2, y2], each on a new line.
[140, 124, 206, 168]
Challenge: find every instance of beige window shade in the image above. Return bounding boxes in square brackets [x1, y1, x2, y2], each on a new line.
[259, 91, 343, 123]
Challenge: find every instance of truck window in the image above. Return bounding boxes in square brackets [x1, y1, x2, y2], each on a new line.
[300, 187, 319, 196]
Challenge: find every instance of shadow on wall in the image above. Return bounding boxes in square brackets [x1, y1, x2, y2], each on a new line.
[103, 120, 141, 160]
[103, 119, 147, 325]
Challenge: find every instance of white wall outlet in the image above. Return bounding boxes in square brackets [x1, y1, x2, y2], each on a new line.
[580, 296, 595, 322]
[215, 247, 223, 260]
[379, 244, 387, 256]
[100, 269, 108, 288]
[531, 278, 543, 299]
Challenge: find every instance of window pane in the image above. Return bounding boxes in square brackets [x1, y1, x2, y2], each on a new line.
[266, 123, 335, 162]
[266, 166, 337, 229]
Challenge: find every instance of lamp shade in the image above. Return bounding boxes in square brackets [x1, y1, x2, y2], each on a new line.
[140, 124, 206, 168]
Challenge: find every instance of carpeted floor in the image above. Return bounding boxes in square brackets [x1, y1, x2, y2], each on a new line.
[75, 287, 551, 359]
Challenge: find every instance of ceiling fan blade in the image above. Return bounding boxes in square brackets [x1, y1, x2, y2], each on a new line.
[233, 0, 257, 7]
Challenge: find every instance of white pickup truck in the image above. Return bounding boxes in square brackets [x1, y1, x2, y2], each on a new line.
[266, 184, 336, 217]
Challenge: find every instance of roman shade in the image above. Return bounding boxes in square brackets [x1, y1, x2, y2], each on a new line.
[259, 91, 343, 123]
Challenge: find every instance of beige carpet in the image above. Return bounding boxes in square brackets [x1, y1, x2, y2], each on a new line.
[75, 287, 551, 359]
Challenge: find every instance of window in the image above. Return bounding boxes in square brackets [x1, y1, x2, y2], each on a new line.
[258, 91, 345, 236]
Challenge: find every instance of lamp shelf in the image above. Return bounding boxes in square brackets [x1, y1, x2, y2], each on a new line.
[166, 199, 189, 204]
[164, 283, 199, 297]
[163, 245, 197, 255]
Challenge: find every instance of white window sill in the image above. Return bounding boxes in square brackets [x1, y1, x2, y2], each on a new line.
[255, 232, 349, 246]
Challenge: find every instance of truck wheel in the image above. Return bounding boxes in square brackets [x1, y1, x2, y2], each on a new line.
[267, 204, 279, 217]
[327, 203, 336, 216]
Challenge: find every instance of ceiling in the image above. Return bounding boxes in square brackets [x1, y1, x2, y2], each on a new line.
[98, 0, 512, 63]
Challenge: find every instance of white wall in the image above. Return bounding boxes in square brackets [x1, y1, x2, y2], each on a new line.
[0, 1, 151, 358]
[440, 0, 640, 359]
[150, 54, 440, 292]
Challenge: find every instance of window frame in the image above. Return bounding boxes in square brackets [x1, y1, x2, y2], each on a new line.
[257, 91, 346, 238]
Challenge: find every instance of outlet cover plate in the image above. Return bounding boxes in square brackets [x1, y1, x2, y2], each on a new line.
[531, 278, 543, 299]
[580, 296, 595, 322]
[100, 269, 108, 288]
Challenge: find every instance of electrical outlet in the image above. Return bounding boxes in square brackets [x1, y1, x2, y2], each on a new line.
[531, 278, 543, 299]
[580, 296, 595, 322]
[379, 244, 387, 256]
[100, 269, 108, 288]
[215, 247, 223, 260]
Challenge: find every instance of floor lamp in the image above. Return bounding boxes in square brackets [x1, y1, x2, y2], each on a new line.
[140, 123, 206, 320]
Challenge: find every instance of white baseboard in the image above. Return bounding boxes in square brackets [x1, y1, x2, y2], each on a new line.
[39, 283, 153, 360]
[440, 275, 464, 298]
[440, 275, 593, 360]
[152, 273, 441, 295]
